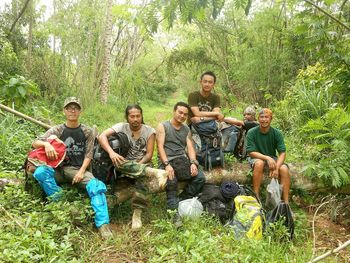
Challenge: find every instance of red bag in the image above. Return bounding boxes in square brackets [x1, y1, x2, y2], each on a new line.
[28, 137, 66, 168]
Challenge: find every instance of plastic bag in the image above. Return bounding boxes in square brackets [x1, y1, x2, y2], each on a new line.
[266, 178, 282, 209]
[266, 201, 294, 240]
[178, 197, 203, 219]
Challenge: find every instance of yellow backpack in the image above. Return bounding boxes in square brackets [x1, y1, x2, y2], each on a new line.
[227, 195, 264, 240]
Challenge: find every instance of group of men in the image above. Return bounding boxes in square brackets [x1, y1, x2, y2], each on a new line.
[29, 71, 291, 239]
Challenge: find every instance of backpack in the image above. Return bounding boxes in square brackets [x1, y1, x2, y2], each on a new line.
[226, 195, 264, 240]
[198, 184, 232, 222]
[92, 132, 130, 184]
[192, 120, 223, 170]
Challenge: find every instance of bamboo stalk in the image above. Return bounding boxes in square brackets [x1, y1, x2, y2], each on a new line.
[0, 103, 52, 130]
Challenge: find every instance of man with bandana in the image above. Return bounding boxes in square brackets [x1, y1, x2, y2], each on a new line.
[246, 108, 290, 203]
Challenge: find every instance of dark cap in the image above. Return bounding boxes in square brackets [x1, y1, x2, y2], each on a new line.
[63, 97, 81, 109]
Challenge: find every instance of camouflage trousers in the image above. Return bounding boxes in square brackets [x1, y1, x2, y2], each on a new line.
[114, 161, 149, 210]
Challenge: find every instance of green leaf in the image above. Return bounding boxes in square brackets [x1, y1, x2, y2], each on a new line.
[17, 86, 27, 97]
[8, 77, 19, 87]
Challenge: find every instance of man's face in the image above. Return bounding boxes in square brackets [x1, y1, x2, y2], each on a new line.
[173, 106, 189, 124]
[258, 113, 272, 129]
[200, 74, 215, 93]
[127, 108, 142, 129]
[244, 113, 255, 121]
[64, 103, 81, 121]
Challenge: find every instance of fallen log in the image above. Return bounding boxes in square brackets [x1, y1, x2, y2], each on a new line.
[2, 162, 350, 205]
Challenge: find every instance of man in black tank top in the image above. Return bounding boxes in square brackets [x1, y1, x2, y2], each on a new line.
[31, 97, 113, 239]
[156, 102, 205, 216]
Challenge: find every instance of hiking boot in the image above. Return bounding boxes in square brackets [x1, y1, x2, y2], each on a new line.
[131, 209, 142, 230]
[173, 211, 183, 228]
[98, 224, 113, 240]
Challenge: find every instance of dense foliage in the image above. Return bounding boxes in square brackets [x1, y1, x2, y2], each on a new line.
[1, 0, 350, 261]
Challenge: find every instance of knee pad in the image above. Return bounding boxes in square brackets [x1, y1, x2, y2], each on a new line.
[32, 166, 62, 201]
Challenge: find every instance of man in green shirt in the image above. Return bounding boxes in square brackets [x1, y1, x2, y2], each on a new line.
[246, 108, 290, 203]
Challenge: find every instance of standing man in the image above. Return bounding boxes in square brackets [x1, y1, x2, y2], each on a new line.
[156, 102, 205, 214]
[32, 97, 113, 239]
[246, 108, 290, 203]
[188, 71, 224, 123]
[98, 104, 155, 230]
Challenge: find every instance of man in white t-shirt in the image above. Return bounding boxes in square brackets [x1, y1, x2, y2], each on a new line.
[98, 105, 155, 230]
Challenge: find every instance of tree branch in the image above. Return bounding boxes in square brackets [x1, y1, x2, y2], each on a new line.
[304, 0, 350, 31]
[309, 240, 350, 263]
[9, 0, 31, 33]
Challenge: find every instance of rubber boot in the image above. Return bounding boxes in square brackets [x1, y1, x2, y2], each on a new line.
[98, 224, 114, 240]
[131, 209, 142, 230]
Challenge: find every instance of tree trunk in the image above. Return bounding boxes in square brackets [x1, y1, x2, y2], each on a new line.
[26, 0, 33, 74]
[99, 0, 113, 104]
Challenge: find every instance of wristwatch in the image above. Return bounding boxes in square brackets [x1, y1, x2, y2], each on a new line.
[163, 160, 170, 166]
[190, 159, 199, 166]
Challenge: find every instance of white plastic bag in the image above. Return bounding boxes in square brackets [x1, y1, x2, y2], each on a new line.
[266, 178, 282, 209]
[178, 197, 203, 219]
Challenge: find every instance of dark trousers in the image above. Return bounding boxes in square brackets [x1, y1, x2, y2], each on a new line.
[166, 169, 205, 210]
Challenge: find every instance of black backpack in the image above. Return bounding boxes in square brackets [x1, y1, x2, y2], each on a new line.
[92, 132, 130, 183]
[198, 184, 233, 223]
[192, 120, 224, 171]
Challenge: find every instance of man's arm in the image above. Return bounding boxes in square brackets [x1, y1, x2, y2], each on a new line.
[32, 128, 61, 160]
[138, 134, 155, 164]
[98, 127, 125, 166]
[156, 123, 175, 180]
[223, 117, 244, 127]
[186, 132, 198, 176]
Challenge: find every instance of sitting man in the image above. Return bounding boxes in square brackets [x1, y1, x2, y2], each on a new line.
[98, 104, 155, 230]
[156, 102, 205, 217]
[31, 97, 113, 239]
[246, 108, 290, 203]
[188, 71, 224, 124]
[222, 106, 259, 156]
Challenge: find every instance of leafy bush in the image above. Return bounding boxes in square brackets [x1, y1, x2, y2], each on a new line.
[142, 212, 311, 262]
[0, 185, 94, 262]
[1, 75, 40, 106]
[301, 108, 350, 187]
[0, 114, 45, 172]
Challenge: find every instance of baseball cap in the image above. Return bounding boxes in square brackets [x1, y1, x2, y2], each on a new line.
[63, 97, 82, 109]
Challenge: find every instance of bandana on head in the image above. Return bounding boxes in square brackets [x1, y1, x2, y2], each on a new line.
[243, 106, 256, 116]
[258, 108, 273, 117]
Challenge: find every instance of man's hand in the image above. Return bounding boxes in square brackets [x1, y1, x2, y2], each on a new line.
[216, 113, 224, 122]
[270, 169, 279, 179]
[44, 142, 58, 160]
[166, 165, 175, 180]
[190, 163, 198, 176]
[109, 152, 125, 167]
[266, 156, 276, 171]
[72, 170, 84, 184]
